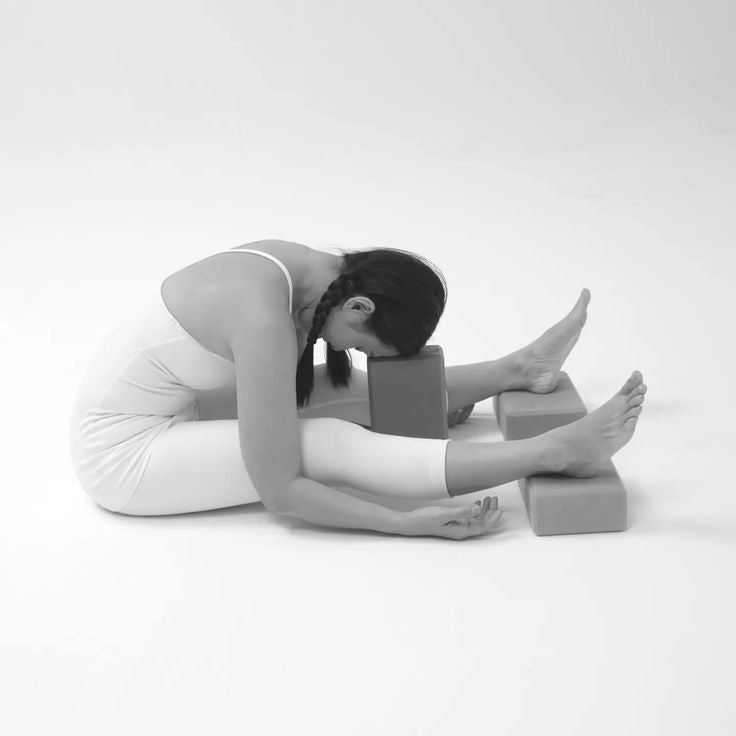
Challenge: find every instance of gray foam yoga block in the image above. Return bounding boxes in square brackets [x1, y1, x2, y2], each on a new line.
[494, 372, 628, 536]
[367, 345, 448, 439]
[520, 461, 627, 536]
[492, 372, 586, 441]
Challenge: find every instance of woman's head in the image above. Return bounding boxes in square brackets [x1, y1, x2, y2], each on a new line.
[296, 247, 447, 408]
[319, 295, 400, 358]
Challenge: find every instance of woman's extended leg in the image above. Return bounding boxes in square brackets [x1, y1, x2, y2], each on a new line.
[193, 363, 373, 425]
[193, 353, 537, 429]
[193, 361, 509, 428]
[117, 371, 646, 516]
[446, 287, 592, 408]
[194, 289, 592, 425]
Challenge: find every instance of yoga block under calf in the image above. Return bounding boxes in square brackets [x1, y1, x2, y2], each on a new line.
[492, 372, 587, 440]
[367, 345, 448, 439]
[520, 461, 628, 536]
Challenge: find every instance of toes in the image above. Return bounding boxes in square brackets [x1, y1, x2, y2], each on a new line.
[619, 375, 635, 395]
[624, 416, 639, 432]
[625, 406, 644, 419]
[572, 288, 591, 318]
[619, 370, 644, 395]
[628, 387, 647, 405]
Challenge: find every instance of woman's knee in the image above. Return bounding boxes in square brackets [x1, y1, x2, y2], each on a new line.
[298, 416, 356, 451]
[298, 417, 368, 481]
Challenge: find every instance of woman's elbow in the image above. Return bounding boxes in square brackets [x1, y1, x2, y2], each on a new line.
[255, 477, 297, 515]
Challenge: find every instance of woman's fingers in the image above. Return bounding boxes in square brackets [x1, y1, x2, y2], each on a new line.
[477, 496, 497, 520]
[454, 496, 493, 522]
[475, 496, 496, 519]
[449, 496, 502, 535]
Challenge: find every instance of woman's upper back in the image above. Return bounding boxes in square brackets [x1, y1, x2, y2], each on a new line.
[161, 240, 310, 362]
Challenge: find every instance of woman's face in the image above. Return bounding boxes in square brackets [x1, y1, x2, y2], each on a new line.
[322, 297, 399, 358]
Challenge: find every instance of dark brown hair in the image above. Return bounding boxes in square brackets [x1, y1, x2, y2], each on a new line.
[296, 247, 447, 408]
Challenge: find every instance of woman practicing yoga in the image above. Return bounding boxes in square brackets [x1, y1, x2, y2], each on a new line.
[69, 239, 647, 539]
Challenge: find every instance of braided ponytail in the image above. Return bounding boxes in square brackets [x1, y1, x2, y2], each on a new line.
[295, 274, 356, 408]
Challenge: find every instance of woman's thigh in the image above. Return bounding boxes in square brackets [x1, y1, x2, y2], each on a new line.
[117, 413, 449, 516]
[118, 419, 259, 515]
[194, 363, 371, 426]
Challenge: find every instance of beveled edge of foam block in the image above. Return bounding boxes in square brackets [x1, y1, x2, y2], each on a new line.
[496, 371, 580, 415]
[367, 344, 444, 368]
[524, 458, 623, 495]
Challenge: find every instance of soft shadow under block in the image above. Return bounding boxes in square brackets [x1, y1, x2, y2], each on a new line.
[493, 372, 627, 536]
[367, 345, 448, 439]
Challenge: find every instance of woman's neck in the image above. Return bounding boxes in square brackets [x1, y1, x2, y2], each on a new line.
[295, 249, 344, 332]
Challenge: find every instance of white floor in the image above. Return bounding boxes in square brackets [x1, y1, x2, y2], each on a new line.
[2, 2, 735, 735]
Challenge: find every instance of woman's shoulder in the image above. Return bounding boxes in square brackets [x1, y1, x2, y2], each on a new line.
[168, 240, 309, 301]
[160, 240, 310, 360]
[216, 239, 311, 285]
[225, 239, 311, 266]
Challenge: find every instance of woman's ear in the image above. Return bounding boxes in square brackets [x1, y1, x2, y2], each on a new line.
[344, 296, 375, 315]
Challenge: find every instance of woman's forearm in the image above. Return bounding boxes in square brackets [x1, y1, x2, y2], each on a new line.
[280, 476, 408, 535]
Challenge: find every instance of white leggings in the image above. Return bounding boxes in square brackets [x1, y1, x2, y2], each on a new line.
[73, 363, 451, 516]
[118, 365, 449, 515]
[121, 365, 449, 515]
[69, 290, 451, 516]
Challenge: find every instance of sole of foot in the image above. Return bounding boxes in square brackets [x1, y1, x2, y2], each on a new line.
[523, 288, 592, 394]
[546, 370, 647, 477]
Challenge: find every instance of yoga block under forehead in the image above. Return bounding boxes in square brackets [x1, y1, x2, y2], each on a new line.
[367, 345, 449, 439]
[492, 372, 587, 440]
[520, 461, 628, 536]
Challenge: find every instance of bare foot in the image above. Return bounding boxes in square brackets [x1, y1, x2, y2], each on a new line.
[518, 288, 591, 393]
[545, 371, 647, 476]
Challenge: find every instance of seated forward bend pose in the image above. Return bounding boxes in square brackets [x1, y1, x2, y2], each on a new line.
[68, 239, 647, 539]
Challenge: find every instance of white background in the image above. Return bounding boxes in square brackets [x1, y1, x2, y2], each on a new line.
[2, 1, 735, 734]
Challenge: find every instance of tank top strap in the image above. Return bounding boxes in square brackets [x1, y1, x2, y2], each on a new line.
[214, 248, 294, 313]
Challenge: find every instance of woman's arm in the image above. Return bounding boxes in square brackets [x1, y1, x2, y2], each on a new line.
[205, 257, 498, 540]
[216, 258, 412, 533]
[281, 476, 499, 539]
[282, 476, 406, 534]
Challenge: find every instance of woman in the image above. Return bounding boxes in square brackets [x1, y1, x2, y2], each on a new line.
[68, 239, 647, 539]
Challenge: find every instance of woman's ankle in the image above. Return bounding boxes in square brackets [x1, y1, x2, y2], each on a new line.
[533, 432, 566, 474]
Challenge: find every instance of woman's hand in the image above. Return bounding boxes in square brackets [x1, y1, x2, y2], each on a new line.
[404, 495, 503, 539]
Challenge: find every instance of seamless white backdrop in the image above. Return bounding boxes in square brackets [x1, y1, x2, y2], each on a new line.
[2, 2, 735, 735]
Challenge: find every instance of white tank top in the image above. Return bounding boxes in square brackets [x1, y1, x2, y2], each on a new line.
[149, 248, 296, 391]
[213, 248, 294, 313]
